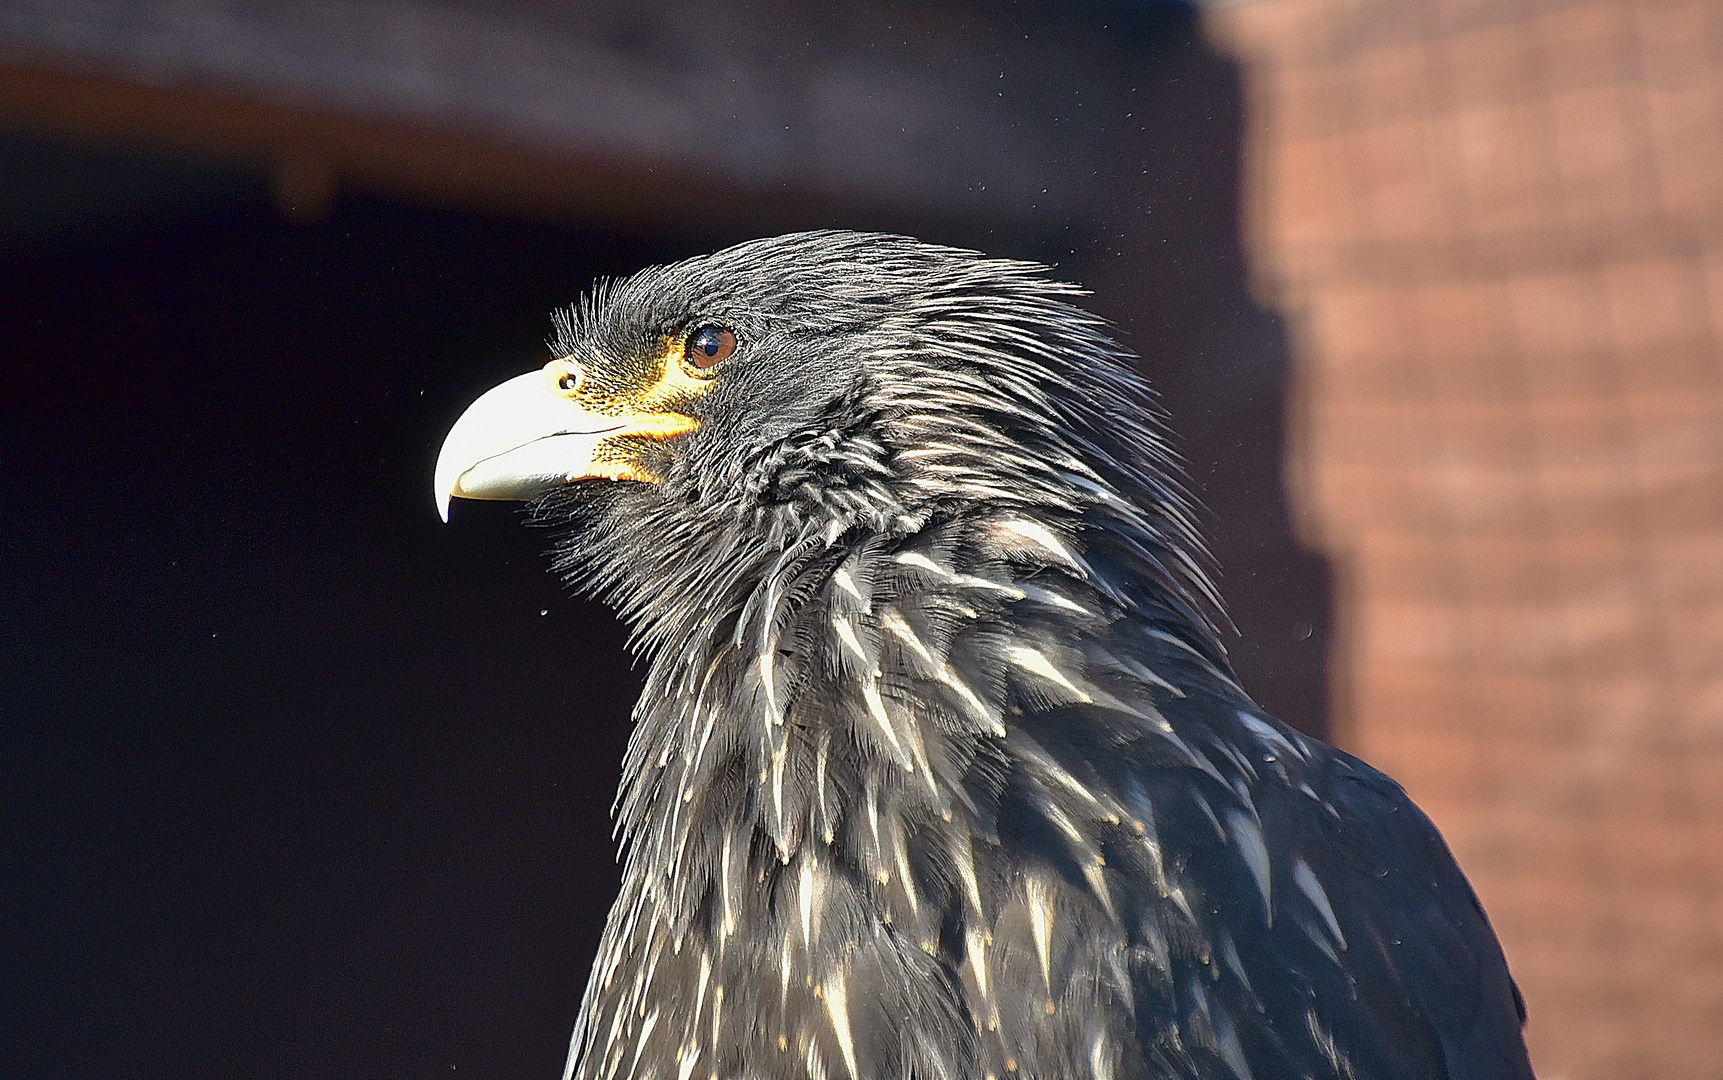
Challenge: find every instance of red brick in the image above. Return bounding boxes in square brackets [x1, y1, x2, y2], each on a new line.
[1349, 39, 1438, 126]
[1203, 0, 1340, 65]
[1630, 0, 1720, 92]
[1506, 269, 1613, 362]
[1421, 397, 1540, 469]
[1350, 117, 1450, 243]
[1265, 133, 1357, 258]
[1264, 61, 1340, 142]
[1534, 2, 1629, 94]
[1602, 256, 1702, 359]
[1213, 0, 1723, 1073]
[1642, 77, 1723, 227]
[1546, 84, 1651, 229]
[1440, 18, 1532, 111]
[1452, 98, 1564, 240]
[1409, 280, 1515, 377]
[1700, 247, 1723, 353]
[1305, 283, 1412, 376]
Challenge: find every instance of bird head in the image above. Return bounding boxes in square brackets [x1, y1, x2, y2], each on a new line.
[435, 231, 1216, 649]
[440, 234, 890, 528]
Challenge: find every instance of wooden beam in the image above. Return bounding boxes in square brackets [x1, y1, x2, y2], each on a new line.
[0, 61, 866, 232]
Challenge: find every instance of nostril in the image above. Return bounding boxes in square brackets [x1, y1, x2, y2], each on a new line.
[545, 358, 584, 396]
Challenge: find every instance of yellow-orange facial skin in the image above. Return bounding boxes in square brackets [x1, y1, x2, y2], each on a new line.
[434, 332, 727, 517]
[542, 336, 712, 483]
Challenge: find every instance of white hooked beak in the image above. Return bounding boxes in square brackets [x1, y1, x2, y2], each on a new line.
[432, 368, 627, 522]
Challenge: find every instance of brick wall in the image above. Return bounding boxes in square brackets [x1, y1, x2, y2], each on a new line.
[1207, 1, 1723, 1076]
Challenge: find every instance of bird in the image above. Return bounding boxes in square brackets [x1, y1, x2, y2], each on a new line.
[434, 231, 1535, 1080]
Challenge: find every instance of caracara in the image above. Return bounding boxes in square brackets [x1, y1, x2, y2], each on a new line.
[435, 232, 1533, 1080]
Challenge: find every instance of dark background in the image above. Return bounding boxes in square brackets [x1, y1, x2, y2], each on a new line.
[0, 5, 1331, 1077]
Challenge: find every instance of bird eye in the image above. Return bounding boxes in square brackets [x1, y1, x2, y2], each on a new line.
[684, 326, 737, 370]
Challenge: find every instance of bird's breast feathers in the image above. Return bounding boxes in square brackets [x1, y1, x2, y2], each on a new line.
[434, 232, 1534, 1080]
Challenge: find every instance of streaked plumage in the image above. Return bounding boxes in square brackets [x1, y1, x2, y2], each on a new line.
[437, 232, 1534, 1080]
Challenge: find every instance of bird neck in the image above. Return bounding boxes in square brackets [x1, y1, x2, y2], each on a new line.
[606, 485, 1235, 920]
[557, 462, 1246, 1080]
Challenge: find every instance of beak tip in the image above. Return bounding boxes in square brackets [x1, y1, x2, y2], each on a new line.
[433, 368, 610, 522]
[434, 469, 457, 522]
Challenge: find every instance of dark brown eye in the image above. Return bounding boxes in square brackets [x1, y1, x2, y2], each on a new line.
[684, 326, 737, 369]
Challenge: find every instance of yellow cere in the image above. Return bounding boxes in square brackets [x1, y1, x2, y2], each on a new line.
[614, 339, 707, 440]
[637, 336, 719, 411]
[566, 337, 713, 423]
[537, 337, 709, 483]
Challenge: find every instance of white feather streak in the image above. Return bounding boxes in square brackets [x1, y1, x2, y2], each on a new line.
[896, 840, 919, 918]
[1026, 877, 1055, 992]
[862, 677, 906, 761]
[825, 972, 859, 1080]
[770, 746, 788, 847]
[1007, 646, 1091, 702]
[1228, 809, 1272, 922]
[880, 609, 935, 664]
[954, 833, 984, 916]
[832, 567, 863, 600]
[799, 857, 816, 950]
[893, 551, 950, 577]
[719, 833, 736, 941]
[999, 518, 1077, 566]
[1293, 859, 1346, 950]
[967, 927, 990, 1000]
[815, 733, 833, 843]
[832, 615, 868, 665]
[758, 651, 780, 726]
[939, 669, 1005, 735]
[895, 443, 962, 459]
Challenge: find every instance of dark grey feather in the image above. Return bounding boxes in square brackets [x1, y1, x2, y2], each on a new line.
[516, 232, 1533, 1080]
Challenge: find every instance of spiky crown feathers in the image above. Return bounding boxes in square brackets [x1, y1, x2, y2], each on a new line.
[531, 232, 1223, 665]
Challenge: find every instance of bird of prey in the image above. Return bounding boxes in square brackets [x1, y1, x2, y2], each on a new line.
[435, 232, 1534, 1080]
